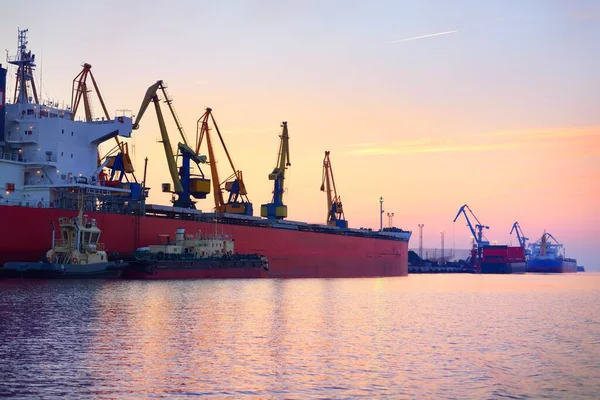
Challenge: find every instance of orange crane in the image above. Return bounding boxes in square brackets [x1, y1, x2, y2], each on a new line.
[71, 63, 110, 123]
[196, 108, 253, 215]
[320, 151, 348, 228]
[70, 63, 135, 181]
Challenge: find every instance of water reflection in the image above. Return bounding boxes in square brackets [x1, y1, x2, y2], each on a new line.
[1, 275, 599, 398]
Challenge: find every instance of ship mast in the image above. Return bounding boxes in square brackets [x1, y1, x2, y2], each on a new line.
[8, 28, 39, 105]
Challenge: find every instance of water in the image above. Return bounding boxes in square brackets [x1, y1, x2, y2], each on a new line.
[1, 274, 599, 399]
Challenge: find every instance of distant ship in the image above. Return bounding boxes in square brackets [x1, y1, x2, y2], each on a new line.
[0, 29, 411, 279]
[527, 232, 577, 273]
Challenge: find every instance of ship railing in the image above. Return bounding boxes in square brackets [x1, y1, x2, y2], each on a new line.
[0, 151, 59, 164]
[0, 151, 26, 162]
[0, 198, 58, 208]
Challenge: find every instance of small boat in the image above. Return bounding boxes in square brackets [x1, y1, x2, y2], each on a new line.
[0, 202, 125, 279]
[122, 228, 269, 279]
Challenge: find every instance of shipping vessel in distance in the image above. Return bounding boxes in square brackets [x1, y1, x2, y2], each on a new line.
[0, 29, 411, 278]
[510, 222, 578, 274]
[453, 205, 526, 274]
[527, 232, 577, 273]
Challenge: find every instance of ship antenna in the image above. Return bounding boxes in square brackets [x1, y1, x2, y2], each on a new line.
[39, 44, 42, 103]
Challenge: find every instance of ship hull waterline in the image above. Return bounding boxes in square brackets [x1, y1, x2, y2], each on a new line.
[480, 261, 527, 274]
[527, 259, 577, 273]
[0, 261, 124, 279]
[0, 206, 408, 279]
[123, 260, 268, 280]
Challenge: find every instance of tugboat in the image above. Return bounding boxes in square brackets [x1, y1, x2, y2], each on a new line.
[122, 228, 269, 279]
[0, 196, 125, 279]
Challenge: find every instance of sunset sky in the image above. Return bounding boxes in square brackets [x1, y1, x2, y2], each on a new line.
[3, 1, 599, 270]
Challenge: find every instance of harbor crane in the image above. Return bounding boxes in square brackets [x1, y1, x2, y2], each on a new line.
[261, 121, 290, 219]
[132, 80, 210, 209]
[320, 151, 347, 228]
[71, 63, 110, 123]
[453, 204, 490, 264]
[510, 221, 528, 248]
[196, 108, 253, 215]
[70, 63, 136, 184]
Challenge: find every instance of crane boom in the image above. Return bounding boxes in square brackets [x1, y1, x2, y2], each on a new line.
[132, 80, 210, 208]
[71, 63, 111, 122]
[453, 204, 490, 266]
[196, 108, 252, 214]
[510, 221, 528, 248]
[261, 121, 291, 219]
[320, 151, 347, 228]
[70, 63, 131, 174]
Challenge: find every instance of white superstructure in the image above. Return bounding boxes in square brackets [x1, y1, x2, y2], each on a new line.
[0, 29, 134, 208]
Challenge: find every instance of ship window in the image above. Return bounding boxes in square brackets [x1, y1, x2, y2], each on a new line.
[50, 113, 58, 118]
[40, 110, 48, 118]
[71, 154, 73, 158]
[61, 152, 63, 156]
[90, 232, 99, 243]
[27, 109, 34, 115]
[62, 129, 64, 134]
[71, 132, 74, 136]
[63, 231, 68, 241]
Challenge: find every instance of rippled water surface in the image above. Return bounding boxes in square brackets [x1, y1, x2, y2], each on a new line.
[1, 274, 599, 399]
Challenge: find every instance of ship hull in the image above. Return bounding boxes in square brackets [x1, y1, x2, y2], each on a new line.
[0, 206, 408, 278]
[0, 261, 123, 279]
[527, 258, 577, 273]
[123, 259, 267, 280]
[480, 261, 527, 274]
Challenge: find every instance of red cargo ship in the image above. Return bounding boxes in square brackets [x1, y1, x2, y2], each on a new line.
[0, 206, 409, 278]
[0, 31, 410, 278]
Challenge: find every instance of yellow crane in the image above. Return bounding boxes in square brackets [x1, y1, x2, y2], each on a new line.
[196, 108, 253, 215]
[261, 121, 290, 219]
[320, 151, 348, 228]
[132, 80, 210, 208]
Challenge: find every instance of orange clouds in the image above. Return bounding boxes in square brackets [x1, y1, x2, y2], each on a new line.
[345, 125, 600, 156]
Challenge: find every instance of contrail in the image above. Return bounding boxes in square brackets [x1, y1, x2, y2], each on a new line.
[390, 30, 459, 43]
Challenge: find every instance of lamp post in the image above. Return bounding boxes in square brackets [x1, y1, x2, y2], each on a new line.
[440, 230, 445, 265]
[418, 224, 424, 260]
[379, 196, 384, 231]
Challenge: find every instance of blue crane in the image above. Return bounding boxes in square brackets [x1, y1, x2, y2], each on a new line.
[453, 204, 490, 263]
[510, 221, 529, 248]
